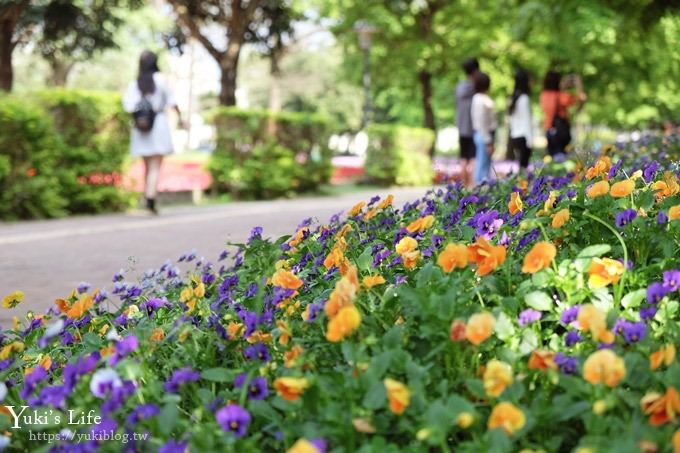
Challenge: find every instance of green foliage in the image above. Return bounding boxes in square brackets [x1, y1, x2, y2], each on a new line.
[364, 124, 434, 186]
[207, 107, 334, 199]
[326, 0, 680, 130]
[0, 90, 131, 220]
[34, 89, 132, 214]
[0, 96, 67, 219]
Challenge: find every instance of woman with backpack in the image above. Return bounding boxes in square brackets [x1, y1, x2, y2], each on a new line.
[123, 50, 184, 214]
[539, 71, 586, 158]
[508, 70, 533, 172]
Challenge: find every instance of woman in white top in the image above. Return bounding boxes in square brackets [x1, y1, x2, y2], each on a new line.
[123, 50, 184, 214]
[471, 72, 498, 185]
[508, 70, 533, 171]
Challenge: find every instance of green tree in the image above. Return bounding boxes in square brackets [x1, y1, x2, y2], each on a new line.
[36, 0, 142, 86]
[167, 0, 266, 106]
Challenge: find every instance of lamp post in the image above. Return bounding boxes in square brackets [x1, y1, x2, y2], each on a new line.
[354, 21, 377, 130]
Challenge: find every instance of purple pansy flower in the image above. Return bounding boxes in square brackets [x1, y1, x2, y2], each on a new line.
[615, 209, 637, 228]
[234, 374, 268, 400]
[164, 367, 201, 393]
[518, 308, 541, 326]
[216, 404, 251, 437]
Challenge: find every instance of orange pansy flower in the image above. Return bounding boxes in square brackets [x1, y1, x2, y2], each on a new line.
[521, 241, 556, 274]
[326, 305, 361, 342]
[449, 319, 466, 341]
[577, 304, 614, 343]
[384, 378, 410, 415]
[610, 179, 635, 198]
[437, 243, 469, 273]
[508, 192, 523, 215]
[483, 360, 513, 397]
[284, 345, 304, 368]
[587, 180, 610, 198]
[273, 376, 309, 401]
[650, 344, 676, 370]
[396, 236, 418, 255]
[640, 387, 680, 426]
[670, 205, 680, 221]
[551, 208, 570, 228]
[66, 294, 94, 319]
[583, 349, 626, 387]
[363, 275, 386, 289]
[487, 402, 525, 435]
[378, 194, 394, 210]
[588, 257, 624, 289]
[324, 266, 359, 318]
[406, 215, 434, 233]
[149, 328, 165, 342]
[271, 269, 303, 290]
[528, 350, 557, 371]
[465, 312, 495, 345]
[349, 201, 366, 217]
[467, 237, 506, 276]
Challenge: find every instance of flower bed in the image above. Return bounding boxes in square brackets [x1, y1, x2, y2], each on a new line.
[1, 135, 680, 452]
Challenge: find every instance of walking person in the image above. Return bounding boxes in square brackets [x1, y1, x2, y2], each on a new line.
[508, 70, 533, 173]
[455, 58, 479, 188]
[471, 72, 497, 185]
[123, 50, 185, 215]
[539, 70, 586, 157]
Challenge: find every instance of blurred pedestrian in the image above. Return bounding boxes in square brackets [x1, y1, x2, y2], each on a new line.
[508, 69, 533, 172]
[455, 57, 479, 188]
[540, 70, 586, 157]
[471, 72, 497, 185]
[123, 50, 185, 215]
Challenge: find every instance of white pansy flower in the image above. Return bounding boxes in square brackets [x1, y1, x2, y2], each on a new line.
[89, 369, 122, 398]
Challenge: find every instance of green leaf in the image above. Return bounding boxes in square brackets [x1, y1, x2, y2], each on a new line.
[158, 403, 178, 435]
[525, 291, 553, 311]
[363, 380, 387, 410]
[592, 287, 614, 313]
[621, 289, 646, 309]
[356, 246, 373, 271]
[575, 244, 611, 271]
[519, 330, 539, 355]
[494, 312, 515, 341]
[201, 367, 232, 382]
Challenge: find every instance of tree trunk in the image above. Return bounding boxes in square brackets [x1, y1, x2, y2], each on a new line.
[267, 48, 283, 135]
[0, 13, 17, 92]
[419, 70, 437, 157]
[218, 40, 242, 106]
[48, 58, 75, 87]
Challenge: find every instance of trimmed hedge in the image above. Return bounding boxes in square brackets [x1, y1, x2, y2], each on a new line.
[0, 98, 67, 219]
[364, 124, 434, 186]
[207, 107, 334, 199]
[0, 90, 131, 220]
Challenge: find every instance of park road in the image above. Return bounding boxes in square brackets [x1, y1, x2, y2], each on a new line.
[0, 187, 429, 323]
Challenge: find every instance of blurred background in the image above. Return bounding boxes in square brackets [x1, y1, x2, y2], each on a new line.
[1, 0, 680, 220]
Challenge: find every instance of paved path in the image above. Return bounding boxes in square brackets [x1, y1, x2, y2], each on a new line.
[0, 188, 429, 323]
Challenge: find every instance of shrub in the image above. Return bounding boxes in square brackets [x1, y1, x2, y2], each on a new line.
[34, 89, 131, 214]
[0, 96, 67, 219]
[208, 107, 333, 199]
[0, 91, 131, 220]
[364, 124, 435, 186]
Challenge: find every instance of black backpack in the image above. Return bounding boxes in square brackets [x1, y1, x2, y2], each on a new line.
[547, 93, 571, 149]
[132, 97, 156, 133]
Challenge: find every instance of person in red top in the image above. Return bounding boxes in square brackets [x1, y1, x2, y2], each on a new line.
[539, 71, 586, 156]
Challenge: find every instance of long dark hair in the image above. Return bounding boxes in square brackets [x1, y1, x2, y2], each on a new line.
[137, 50, 159, 95]
[509, 69, 530, 114]
[543, 70, 561, 91]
